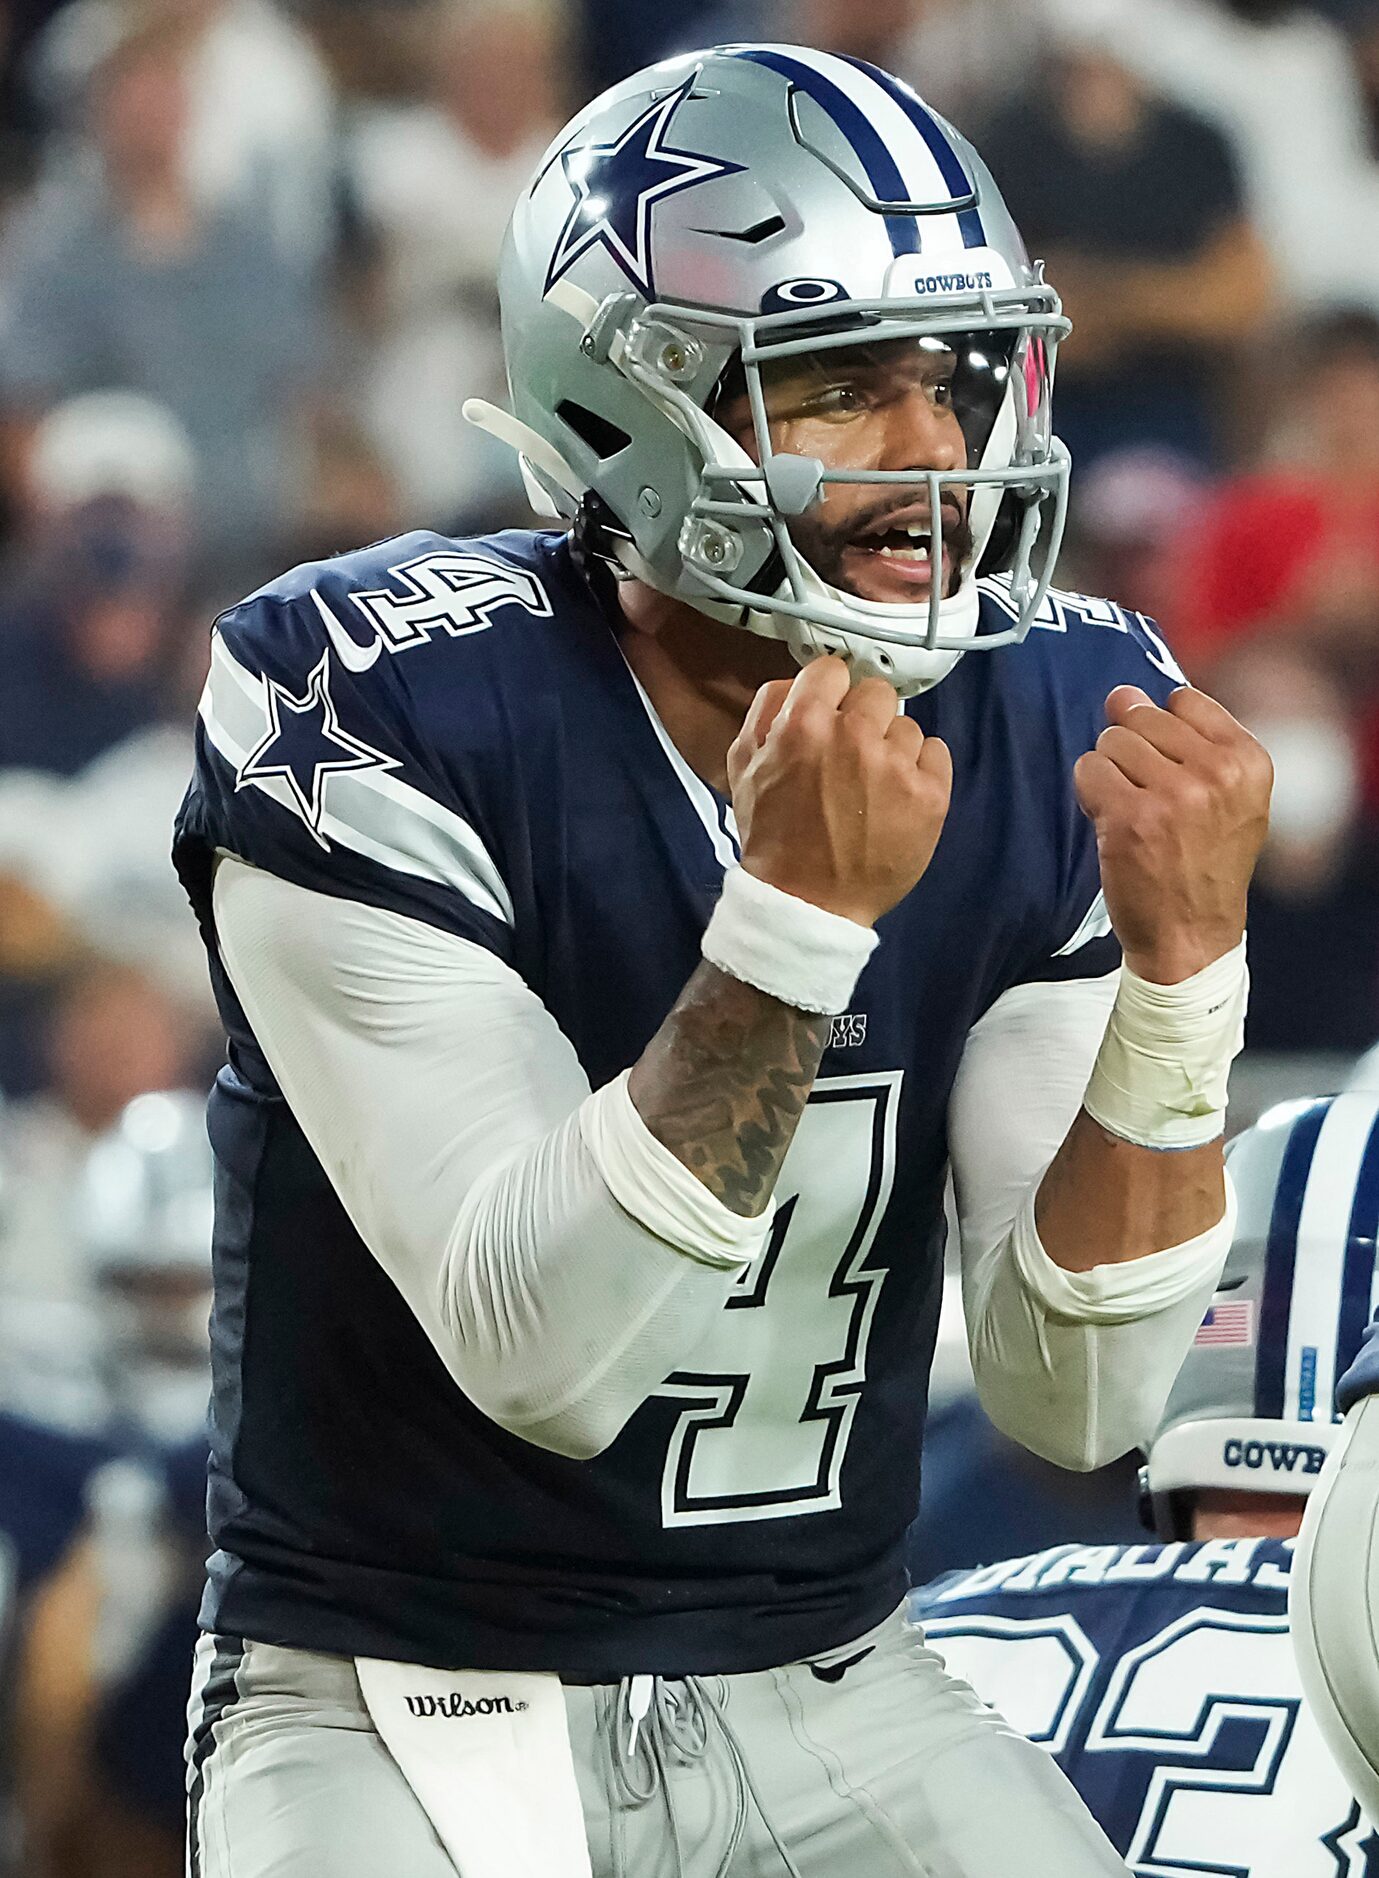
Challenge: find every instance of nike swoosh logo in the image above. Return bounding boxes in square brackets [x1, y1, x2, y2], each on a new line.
[808, 1646, 875, 1685]
[311, 587, 381, 671]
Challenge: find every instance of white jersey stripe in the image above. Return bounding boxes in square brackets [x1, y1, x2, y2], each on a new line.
[200, 636, 515, 926]
[1286, 1098, 1377, 1421]
[1053, 891, 1113, 958]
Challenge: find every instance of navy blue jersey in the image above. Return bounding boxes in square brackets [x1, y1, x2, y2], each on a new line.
[173, 527, 1182, 1677]
[911, 1539, 1379, 1875]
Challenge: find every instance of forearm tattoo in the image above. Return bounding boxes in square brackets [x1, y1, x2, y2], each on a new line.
[628, 963, 830, 1218]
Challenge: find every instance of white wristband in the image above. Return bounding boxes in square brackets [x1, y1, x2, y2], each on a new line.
[1083, 940, 1248, 1150]
[701, 866, 878, 1015]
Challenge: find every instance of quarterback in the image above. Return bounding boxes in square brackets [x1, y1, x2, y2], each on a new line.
[174, 46, 1270, 1878]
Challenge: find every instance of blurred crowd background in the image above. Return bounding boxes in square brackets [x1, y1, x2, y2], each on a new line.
[4, 0, 1379, 1871]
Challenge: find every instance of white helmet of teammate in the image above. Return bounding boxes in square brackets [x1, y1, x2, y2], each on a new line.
[1142, 1092, 1379, 1541]
[78, 1088, 214, 1444]
[469, 45, 1071, 695]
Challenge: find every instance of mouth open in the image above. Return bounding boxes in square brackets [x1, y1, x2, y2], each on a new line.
[837, 505, 967, 605]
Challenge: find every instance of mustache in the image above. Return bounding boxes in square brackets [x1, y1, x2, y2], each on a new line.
[799, 492, 973, 578]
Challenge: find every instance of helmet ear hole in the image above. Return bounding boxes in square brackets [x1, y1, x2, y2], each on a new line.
[556, 400, 632, 462]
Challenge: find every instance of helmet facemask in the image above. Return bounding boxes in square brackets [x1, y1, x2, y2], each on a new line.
[606, 285, 1070, 692]
[479, 46, 1077, 695]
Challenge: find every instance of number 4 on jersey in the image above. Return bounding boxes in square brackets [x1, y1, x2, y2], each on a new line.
[657, 1073, 900, 1528]
[314, 550, 553, 670]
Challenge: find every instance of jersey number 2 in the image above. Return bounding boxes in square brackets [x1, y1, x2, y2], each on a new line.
[927, 1610, 1374, 1876]
[656, 1073, 900, 1528]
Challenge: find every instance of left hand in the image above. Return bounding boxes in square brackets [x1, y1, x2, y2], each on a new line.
[1073, 684, 1272, 984]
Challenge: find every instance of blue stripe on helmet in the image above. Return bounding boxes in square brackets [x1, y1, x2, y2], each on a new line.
[1257, 1098, 1330, 1418]
[1336, 1109, 1379, 1407]
[731, 48, 920, 258]
[837, 57, 986, 250]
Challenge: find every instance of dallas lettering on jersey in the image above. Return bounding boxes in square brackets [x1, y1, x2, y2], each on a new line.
[928, 1536, 1295, 1601]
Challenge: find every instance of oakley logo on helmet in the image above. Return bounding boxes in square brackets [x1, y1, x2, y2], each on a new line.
[1222, 1438, 1327, 1476]
[760, 278, 849, 314]
[545, 78, 743, 300]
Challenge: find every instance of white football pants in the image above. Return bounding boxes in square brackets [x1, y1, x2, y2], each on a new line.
[186, 1604, 1129, 1877]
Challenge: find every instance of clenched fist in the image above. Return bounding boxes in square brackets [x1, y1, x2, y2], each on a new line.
[729, 655, 952, 928]
[1074, 684, 1272, 984]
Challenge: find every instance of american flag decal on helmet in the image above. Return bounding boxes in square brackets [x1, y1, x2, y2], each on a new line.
[1195, 1300, 1255, 1348]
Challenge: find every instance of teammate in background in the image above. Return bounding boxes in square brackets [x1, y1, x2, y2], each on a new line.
[911, 1090, 1379, 1875]
[13, 1093, 212, 1878]
[0, 1411, 112, 1878]
[174, 46, 1271, 1877]
[1292, 1169, 1379, 1828]
[76, 1089, 214, 1450]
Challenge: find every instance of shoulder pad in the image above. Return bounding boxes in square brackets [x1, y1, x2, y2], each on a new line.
[977, 575, 1186, 687]
[229, 529, 559, 676]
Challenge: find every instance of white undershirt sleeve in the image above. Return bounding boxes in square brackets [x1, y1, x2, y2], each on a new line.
[212, 856, 772, 1460]
[949, 971, 1233, 1471]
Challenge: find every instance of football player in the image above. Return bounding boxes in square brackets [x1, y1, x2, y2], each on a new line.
[173, 46, 1271, 1877]
[911, 1090, 1379, 1875]
[1292, 1158, 1379, 1830]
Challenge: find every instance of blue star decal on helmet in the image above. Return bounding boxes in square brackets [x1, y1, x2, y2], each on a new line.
[235, 650, 397, 848]
[545, 79, 743, 300]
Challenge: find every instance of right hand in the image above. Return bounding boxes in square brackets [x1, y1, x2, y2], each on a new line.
[727, 656, 953, 927]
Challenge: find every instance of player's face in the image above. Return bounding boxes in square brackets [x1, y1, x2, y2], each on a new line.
[716, 336, 979, 607]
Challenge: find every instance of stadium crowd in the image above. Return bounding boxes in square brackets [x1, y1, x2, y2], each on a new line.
[2, 0, 1379, 1872]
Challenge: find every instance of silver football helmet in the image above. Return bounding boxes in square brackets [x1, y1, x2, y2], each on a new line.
[1141, 1092, 1379, 1540]
[469, 45, 1071, 694]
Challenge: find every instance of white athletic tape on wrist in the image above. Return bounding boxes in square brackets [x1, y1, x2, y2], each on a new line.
[1083, 940, 1248, 1150]
[701, 865, 878, 1016]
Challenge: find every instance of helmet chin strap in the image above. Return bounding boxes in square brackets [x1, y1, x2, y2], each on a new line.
[611, 533, 970, 696]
